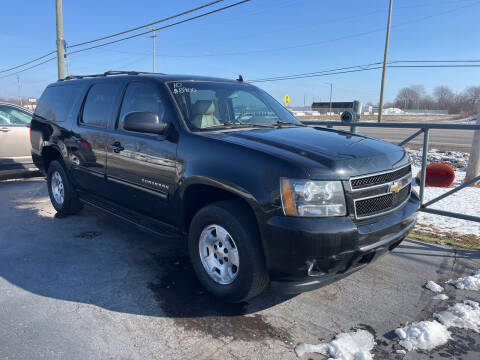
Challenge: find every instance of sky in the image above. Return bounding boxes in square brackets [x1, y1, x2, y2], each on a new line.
[1, 0, 480, 106]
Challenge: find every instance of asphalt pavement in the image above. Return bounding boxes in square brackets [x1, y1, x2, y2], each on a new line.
[305, 125, 474, 152]
[1, 177, 479, 360]
[355, 128, 474, 152]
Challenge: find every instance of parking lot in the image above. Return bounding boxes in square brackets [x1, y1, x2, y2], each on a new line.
[1, 177, 479, 360]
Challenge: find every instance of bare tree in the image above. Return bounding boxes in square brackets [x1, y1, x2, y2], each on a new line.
[433, 86, 455, 111]
[394, 85, 424, 110]
[465, 86, 480, 100]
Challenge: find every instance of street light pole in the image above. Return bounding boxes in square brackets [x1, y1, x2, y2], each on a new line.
[378, 0, 393, 123]
[55, 0, 65, 80]
[149, 27, 157, 72]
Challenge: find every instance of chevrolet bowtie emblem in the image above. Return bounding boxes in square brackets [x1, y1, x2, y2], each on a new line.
[390, 181, 401, 193]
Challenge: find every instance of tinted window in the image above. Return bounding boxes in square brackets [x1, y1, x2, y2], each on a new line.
[118, 82, 166, 130]
[0, 105, 32, 125]
[81, 83, 120, 127]
[35, 84, 81, 122]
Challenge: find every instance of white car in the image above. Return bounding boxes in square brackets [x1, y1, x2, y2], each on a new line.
[0, 102, 37, 178]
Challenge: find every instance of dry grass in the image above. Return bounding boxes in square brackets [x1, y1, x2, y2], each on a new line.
[409, 230, 480, 250]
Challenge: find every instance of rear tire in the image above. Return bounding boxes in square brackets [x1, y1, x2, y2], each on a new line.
[188, 200, 269, 302]
[47, 160, 83, 216]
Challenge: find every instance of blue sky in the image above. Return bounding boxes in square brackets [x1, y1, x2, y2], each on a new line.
[1, 0, 479, 106]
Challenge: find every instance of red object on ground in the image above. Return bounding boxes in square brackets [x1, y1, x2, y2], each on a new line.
[417, 163, 455, 187]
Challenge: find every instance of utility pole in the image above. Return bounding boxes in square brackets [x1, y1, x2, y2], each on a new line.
[16, 74, 23, 106]
[378, 0, 393, 123]
[149, 27, 157, 72]
[325, 82, 333, 115]
[55, 0, 65, 80]
[329, 83, 333, 115]
[465, 100, 480, 185]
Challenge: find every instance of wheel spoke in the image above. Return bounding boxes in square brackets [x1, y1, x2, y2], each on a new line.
[219, 265, 230, 282]
[215, 226, 229, 244]
[228, 249, 239, 266]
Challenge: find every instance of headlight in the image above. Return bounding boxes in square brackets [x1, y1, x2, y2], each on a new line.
[280, 179, 346, 217]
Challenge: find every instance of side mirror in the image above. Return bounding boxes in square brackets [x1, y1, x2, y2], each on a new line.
[123, 111, 168, 134]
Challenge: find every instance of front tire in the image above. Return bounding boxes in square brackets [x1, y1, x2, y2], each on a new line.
[47, 160, 83, 216]
[188, 200, 268, 302]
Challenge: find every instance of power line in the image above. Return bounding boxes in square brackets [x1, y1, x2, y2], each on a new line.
[0, 57, 56, 79]
[0, 0, 235, 75]
[249, 67, 384, 83]
[68, 0, 226, 48]
[390, 59, 480, 63]
[390, 64, 480, 68]
[250, 62, 384, 82]
[0, 51, 56, 74]
[248, 63, 480, 83]
[144, 0, 480, 59]
[67, 0, 251, 56]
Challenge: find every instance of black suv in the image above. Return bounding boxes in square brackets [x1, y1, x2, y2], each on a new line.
[31, 71, 418, 302]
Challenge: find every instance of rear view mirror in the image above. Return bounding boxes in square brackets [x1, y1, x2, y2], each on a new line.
[123, 111, 168, 134]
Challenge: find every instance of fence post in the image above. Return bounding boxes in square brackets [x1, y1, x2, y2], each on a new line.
[465, 105, 480, 185]
[419, 128, 429, 206]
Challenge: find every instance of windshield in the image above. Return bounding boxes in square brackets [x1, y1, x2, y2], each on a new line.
[167, 81, 300, 131]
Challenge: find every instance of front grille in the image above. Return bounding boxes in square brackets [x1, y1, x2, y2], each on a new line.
[350, 165, 411, 190]
[355, 184, 411, 218]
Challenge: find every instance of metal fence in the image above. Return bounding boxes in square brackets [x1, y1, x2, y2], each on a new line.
[303, 121, 480, 223]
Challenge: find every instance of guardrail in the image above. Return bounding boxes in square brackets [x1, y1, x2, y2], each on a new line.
[303, 121, 480, 223]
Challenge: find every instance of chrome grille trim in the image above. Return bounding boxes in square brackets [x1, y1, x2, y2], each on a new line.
[349, 163, 412, 192]
[353, 180, 412, 220]
[349, 163, 413, 220]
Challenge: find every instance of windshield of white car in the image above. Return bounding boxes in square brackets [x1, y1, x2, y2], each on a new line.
[167, 81, 301, 131]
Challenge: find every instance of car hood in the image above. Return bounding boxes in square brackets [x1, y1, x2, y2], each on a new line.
[205, 127, 409, 179]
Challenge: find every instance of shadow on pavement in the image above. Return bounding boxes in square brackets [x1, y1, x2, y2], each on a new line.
[0, 179, 295, 342]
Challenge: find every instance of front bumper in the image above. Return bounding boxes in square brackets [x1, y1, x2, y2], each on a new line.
[263, 193, 419, 293]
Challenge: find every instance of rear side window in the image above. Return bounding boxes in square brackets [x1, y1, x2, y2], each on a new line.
[35, 84, 81, 122]
[81, 83, 120, 127]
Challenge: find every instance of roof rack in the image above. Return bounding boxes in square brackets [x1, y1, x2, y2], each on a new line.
[59, 70, 159, 81]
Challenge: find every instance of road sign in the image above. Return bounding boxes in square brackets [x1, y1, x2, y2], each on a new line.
[283, 94, 290, 106]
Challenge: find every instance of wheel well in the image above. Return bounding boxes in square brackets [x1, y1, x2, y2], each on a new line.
[183, 184, 258, 232]
[41, 146, 63, 172]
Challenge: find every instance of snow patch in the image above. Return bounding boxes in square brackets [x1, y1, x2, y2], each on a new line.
[383, 107, 405, 114]
[295, 329, 375, 359]
[434, 300, 480, 332]
[432, 294, 449, 301]
[395, 320, 451, 351]
[448, 269, 480, 291]
[425, 280, 444, 293]
[396, 300, 480, 352]
[405, 149, 480, 239]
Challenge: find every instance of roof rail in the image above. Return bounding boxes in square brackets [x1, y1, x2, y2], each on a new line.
[59, 70, 155, 81]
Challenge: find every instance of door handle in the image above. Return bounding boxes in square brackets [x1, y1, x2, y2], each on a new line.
[0, 127, 10, 132]
[110, 141, 124, 153]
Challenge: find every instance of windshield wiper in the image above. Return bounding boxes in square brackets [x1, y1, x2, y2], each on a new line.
[275, 120, 307, 127]
[202, 122, 274, 129]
